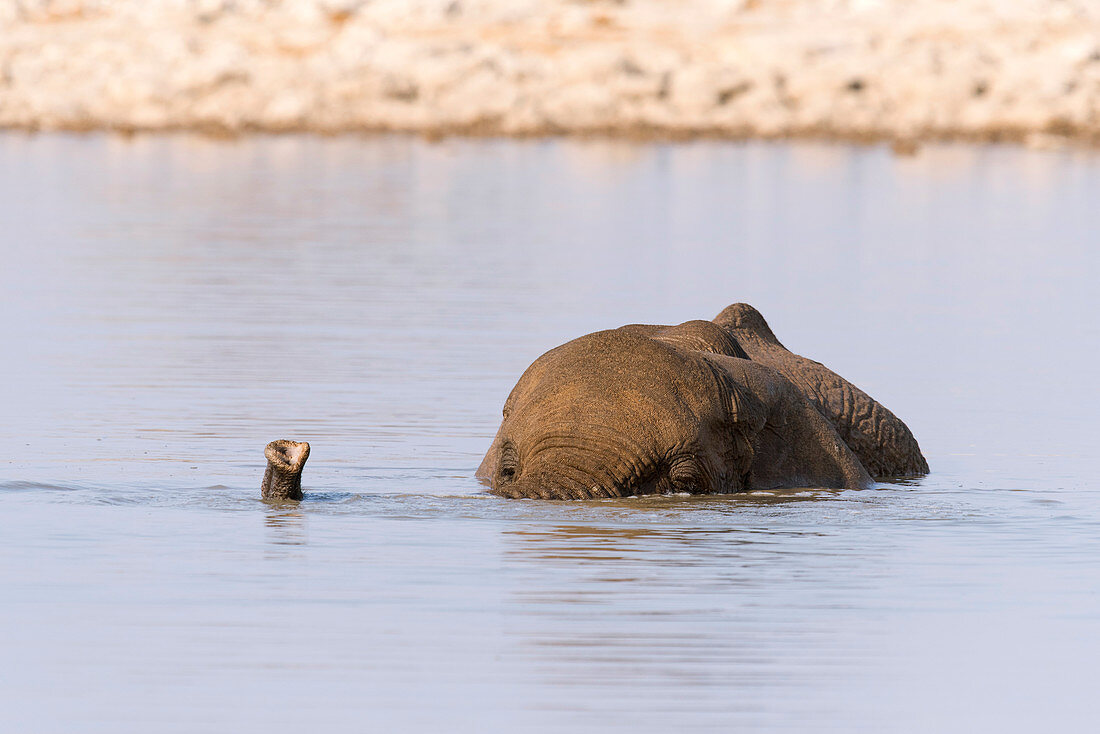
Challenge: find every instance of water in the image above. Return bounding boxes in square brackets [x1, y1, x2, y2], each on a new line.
[2, 133, 1099, 732]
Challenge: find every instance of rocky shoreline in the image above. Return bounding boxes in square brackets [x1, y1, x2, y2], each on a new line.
[3, 0, 1100, 147]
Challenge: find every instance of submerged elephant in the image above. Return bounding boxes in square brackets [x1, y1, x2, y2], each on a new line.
[478, 303, 927, 500]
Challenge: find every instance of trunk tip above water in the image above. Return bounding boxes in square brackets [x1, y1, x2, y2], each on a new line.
[265, 439, 310, 471]
[262, 439, 310, 501]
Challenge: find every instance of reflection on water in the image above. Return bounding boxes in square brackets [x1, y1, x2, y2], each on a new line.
[1, 133, 1099, 732]
[499, 505, 885, 729]
[264, 506, 307, 548]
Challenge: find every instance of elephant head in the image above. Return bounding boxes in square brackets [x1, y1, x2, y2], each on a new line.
[477, 320, 874, 500]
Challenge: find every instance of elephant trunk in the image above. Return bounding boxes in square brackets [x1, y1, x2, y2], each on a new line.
[262, 440, 310, 501]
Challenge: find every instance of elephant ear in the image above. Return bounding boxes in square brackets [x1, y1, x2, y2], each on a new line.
[722, 367, 767, 436]
[700, 354, 766, 433]
[703, 353, 872, 490]
[697, 353, 768, 489]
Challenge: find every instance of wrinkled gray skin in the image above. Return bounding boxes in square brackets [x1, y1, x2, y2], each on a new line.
[262, 440, 310, 501]
[478, 303, 927, 500]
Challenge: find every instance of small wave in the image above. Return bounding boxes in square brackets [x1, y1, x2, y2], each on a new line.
[0, 480, 84, 493]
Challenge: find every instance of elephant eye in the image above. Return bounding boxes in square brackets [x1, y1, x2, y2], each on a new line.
[669, 458, 705, 493]
[499, 444, 519, 482]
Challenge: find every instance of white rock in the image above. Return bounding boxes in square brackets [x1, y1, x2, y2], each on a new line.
[0, 0, 1099, 142]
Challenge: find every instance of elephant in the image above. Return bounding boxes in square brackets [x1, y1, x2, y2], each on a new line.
[477, 303, 927, 500]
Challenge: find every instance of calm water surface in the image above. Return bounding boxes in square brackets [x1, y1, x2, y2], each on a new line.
[2, 134, 1099, 732]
